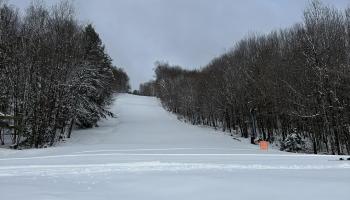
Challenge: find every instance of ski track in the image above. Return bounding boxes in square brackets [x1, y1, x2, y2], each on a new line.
[0, 152, 345, 161]
[0, 162, 349, 177]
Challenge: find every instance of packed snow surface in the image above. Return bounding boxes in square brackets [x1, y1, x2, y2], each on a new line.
[0, 94, 349, 200]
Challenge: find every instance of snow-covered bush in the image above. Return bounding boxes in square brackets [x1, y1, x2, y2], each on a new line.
[280, 130, 306, 152]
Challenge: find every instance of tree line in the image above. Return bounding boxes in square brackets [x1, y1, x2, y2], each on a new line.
[0, 1, 129, 148]
[140, 1, 350, 155]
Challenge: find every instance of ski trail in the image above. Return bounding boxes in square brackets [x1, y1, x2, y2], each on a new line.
[1, 94, 349, 200]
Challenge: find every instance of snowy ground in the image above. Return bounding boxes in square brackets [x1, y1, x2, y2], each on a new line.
[0, 94, 349, 200]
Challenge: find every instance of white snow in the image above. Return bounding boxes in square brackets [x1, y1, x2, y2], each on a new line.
[0, 94, 349, 200]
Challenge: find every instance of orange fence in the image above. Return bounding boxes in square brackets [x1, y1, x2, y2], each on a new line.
[259, 141, 269, 150]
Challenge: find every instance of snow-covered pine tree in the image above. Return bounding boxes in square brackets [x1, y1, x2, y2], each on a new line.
[280, 129, 306, 152]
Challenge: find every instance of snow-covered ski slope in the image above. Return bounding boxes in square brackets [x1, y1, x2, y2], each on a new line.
[0, 94, 349, 200]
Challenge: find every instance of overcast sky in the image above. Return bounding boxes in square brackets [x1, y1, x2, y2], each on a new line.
[8, 0, 350, 89]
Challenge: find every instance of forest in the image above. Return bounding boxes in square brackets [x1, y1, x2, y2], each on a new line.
[0, 1, 129, 148]
[140, 2, 350, 155]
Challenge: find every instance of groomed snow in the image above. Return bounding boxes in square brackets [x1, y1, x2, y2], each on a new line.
[0, 94, 349, 200]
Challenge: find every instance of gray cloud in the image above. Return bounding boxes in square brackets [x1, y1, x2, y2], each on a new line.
[8, 0, 350, 89]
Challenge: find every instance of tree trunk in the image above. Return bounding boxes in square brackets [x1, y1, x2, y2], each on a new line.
[67, 118, 75, 139]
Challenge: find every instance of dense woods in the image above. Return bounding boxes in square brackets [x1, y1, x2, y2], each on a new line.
[141, 2, 350, 155]
[139, 80, 156, 97]
[0, 2, 129, 148]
